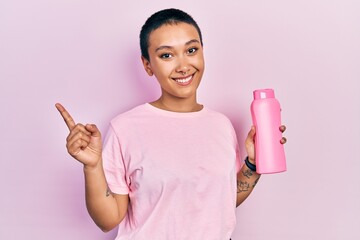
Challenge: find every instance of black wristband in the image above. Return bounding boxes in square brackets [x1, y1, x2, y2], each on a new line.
[245, 156, 257, 172]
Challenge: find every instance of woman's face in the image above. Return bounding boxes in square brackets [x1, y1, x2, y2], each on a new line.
[142, 22, 205, 102]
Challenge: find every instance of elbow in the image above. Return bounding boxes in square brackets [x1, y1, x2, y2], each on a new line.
[97, 214, 126, 233]
[100, 225, 115, 233]
[98, 221, 119, 233]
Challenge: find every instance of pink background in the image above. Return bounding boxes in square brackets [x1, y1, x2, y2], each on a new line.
[1, 0, 359, 239]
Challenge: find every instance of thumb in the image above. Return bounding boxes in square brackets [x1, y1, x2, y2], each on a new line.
[85, 124, 101, 137]
[245, 126, 256, 144]
[248, 126, 256, 139]
[245, 126, 256, 145]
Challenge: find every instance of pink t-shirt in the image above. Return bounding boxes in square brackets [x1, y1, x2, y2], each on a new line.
[103, 103, 241, 240]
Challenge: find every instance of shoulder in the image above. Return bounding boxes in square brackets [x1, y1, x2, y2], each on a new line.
[107, 104, 150, 134]
[200, 107, 238, 142]
[111, 104, 148, 123]
[203, 107, 233, 126]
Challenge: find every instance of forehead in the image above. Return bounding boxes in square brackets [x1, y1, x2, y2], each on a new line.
[148, 23, 200, 49]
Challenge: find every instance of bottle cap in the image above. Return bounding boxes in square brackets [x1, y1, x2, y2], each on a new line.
[253, 89, 275, 99]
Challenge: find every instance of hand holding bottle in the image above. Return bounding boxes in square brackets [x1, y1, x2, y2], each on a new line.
[55, 103, 103, 169]
[245, 125, 287, 164]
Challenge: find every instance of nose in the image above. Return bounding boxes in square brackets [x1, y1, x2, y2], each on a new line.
[175, 57, 190, 75]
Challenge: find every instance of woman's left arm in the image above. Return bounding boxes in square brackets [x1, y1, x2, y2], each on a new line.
[236, 125, 287, 207]
[236, 156, 261, 206]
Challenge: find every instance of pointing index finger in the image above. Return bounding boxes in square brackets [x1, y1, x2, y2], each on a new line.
[55, 103, 76, 131]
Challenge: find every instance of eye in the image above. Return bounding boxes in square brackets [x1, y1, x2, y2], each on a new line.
[187, 47, 198, 54]
[160, 53, 172, 59]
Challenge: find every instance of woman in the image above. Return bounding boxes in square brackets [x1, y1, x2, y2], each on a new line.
[55, 8, 286, 240]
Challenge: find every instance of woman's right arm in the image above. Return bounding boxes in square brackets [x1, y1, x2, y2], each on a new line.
[83, 159, 129, 232]
[55, 103, 128, 232]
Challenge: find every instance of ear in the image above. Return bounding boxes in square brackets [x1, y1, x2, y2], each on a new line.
[141, 56, 153, 76]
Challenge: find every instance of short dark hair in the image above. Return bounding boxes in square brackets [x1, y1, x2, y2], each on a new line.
[140, 8, 203, 61]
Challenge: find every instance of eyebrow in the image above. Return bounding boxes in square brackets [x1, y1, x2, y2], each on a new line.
[155, 39, 200, 52]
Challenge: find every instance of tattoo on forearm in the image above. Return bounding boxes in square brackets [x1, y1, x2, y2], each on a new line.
[106, 187, 112, 197]
[242, 169, 253, 179]
[252, 176, 260, 188]
[237, 180, 250, 193]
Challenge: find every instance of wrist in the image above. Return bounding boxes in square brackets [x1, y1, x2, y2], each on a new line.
[248, 157, 256, 165]
[83, 159, 103, 172]
[244, 156, 257, 172]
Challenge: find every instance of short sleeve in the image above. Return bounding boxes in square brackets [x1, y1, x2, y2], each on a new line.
[235, 139, 241, 173]
[227, 119, 242, 173]
[102, 124, 130, 195]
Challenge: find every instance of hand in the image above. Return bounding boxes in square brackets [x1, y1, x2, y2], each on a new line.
[55, 103, 102, 169]
[245, 125, 287, 163]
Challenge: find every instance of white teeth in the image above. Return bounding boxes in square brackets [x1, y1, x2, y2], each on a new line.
[175, 75, 192, 83]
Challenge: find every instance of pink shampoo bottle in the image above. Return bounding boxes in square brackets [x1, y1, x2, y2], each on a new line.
[251, 89, 286, 174]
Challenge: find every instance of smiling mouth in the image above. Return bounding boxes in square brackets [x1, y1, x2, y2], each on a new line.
[172, 74, 194, 85]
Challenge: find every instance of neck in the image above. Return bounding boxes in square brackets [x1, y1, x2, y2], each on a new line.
[150, 95, 203, 113]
